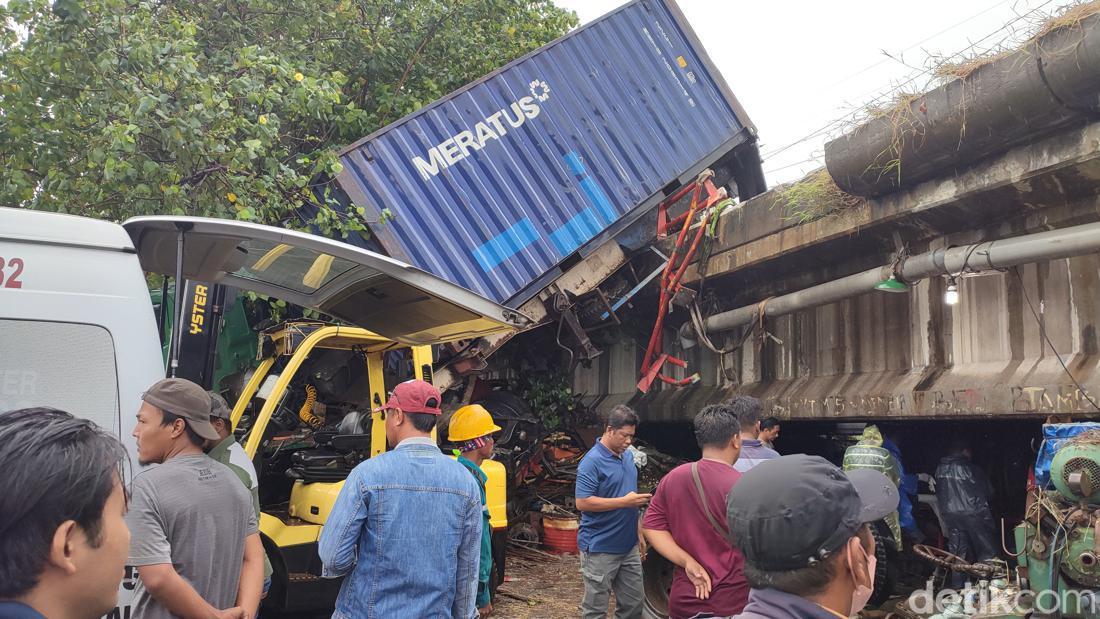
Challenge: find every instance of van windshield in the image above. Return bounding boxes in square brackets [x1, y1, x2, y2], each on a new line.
[0, 319, 120, 434]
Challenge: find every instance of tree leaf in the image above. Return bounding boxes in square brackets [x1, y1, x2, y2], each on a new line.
[0, 0, 577, 235]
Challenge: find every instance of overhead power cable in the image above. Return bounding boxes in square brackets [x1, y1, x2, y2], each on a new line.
[1012, 266, 1100, 413]
[829, 0, 1015, 88]
[758, 0, 1064, 166]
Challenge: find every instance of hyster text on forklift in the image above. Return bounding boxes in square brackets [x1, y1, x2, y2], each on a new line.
[0, 208, 528, 617]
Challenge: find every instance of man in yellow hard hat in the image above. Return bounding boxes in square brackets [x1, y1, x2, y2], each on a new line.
[448, 404, 502, 618]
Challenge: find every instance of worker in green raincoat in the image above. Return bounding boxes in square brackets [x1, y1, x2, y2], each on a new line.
[842, 425, 903, 548]
[449, 404, 502, 618]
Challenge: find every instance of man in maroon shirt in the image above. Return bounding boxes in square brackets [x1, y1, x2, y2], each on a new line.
[643, 401, 748, 618]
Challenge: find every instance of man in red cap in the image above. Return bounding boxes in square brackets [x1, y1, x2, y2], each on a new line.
[319, 380, 484, 619]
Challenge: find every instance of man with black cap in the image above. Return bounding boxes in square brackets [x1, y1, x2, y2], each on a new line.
[127, 378, 264, 619]
[319, 379, 483, 619]
[726, 455, 898, 619]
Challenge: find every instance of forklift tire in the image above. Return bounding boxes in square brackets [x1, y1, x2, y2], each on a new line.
[258, 536, 288, 613]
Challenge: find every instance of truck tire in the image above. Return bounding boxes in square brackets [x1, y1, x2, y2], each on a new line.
[870, 520, 898, 607]
[490, 529, 508, 596]
[642, 551, 674, 619]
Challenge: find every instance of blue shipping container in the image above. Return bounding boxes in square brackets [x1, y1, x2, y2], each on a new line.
[335, 0, 760, 307]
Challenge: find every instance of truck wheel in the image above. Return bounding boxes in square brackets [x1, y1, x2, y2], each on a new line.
[870, 520, 898, 607]
[490, 529, 508, 596]
[642, 551, 674, 619]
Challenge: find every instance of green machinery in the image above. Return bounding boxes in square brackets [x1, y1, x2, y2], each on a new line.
[150, 281, 258, 393]
[1015, 432, 1100, 618]
[899, 433, 1100, 619]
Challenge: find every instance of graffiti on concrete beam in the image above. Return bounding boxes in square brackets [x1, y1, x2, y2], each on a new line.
[764, 385, 1098, 418]
[1012, 386, 1099, 415]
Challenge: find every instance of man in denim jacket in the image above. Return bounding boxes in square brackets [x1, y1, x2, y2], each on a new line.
[319, 380, 483, 619]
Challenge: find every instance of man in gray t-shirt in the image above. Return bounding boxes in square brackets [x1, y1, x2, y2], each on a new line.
[127, 379, 263, 619]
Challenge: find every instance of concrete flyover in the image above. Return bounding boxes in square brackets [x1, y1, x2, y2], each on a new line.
[574, 116, 1100, 422]
[571, 14, 1100, 423]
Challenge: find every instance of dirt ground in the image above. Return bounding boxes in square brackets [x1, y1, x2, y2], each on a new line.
[495, 552, 622, 618]
[492, 552, 913, 619]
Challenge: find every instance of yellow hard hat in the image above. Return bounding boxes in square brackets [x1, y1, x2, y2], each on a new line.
[448, 404, 502, 442]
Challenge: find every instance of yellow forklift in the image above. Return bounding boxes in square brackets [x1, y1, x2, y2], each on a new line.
[227, 321, 511, 611]
[123, 216, 529, 613]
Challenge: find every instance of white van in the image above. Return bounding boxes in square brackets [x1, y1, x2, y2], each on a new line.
[0, 209, 164, 459]
[0, 207, 525, 618]
[0, 209, 163, 618]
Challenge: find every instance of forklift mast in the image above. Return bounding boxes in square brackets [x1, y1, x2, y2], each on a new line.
[153, 280, 228, 390]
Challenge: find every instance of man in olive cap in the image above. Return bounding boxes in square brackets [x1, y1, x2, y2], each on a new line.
[726, 455, 898, 619]
[127, 378, 264, 619]
[206, 392, 273, 598]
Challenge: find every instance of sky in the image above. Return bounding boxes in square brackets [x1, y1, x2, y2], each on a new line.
[553, 0, 1079, 187]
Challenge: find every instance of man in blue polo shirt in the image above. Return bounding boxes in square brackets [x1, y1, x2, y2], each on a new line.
[575, 405, 650, 619]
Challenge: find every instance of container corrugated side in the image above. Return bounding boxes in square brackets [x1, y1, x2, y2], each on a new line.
[336, 0, 756, 306]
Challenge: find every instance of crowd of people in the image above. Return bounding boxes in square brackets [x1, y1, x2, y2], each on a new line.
[0, 379, 999, 619]
[0, 378, 267, 619]
[573, 397, 897, 619]
[0, 377, 502, 619]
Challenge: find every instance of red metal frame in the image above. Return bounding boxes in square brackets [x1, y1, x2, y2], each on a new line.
[655, 181, 699, 238]
[638, 174, 723, 393]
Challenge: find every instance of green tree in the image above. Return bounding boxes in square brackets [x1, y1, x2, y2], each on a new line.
[0, 0, 576, 238]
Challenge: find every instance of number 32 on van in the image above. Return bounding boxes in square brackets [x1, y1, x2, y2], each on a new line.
[0, 256, 25, 288]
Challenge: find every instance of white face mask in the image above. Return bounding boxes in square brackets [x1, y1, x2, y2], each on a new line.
[848, 538, 876, 615]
